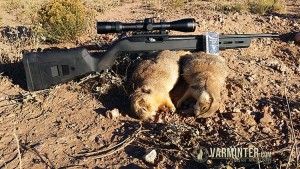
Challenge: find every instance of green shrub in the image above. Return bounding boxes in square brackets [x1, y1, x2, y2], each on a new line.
[38, 0, 87, 43]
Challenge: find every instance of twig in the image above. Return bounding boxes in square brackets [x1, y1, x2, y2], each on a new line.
[93, 134, 137, 159]
[0, 154, 18, 169]
[13, 131, 22, 169]
[284, 76, 298, 168]
[27, 109, 48, 121]
[135, 140, 180, 152]
[0, 159, 8, 169]
[74, 122, 142, 158]
[0, 103, 19, 108]
[57, 164, 88, 169]
[19, 143, 55, 169]
[77, 73, 101, 85]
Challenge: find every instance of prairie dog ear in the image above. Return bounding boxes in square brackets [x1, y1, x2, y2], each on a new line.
[141, 86, 152, 94]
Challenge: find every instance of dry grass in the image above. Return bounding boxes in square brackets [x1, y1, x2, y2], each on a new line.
[0, 12, 3, 24]
[145, 0, 189, 11]
[3, 0, 45, 25]
[214, 0, 285, 14]
[248, 0, 285, 14]
[146, 0, 162, 9]
[218, 3, 246, 13]
[84, 0, 122, 13]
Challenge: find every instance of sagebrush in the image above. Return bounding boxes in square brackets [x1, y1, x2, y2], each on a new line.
[38, 0, 88, 43]
[248, 0, 285, 14]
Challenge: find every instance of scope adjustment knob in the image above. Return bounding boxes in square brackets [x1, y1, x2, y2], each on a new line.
[146, 24, 154, 31]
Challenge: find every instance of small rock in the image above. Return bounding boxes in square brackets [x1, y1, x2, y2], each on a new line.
[105, 108, 120, 119]
[246, 110, 252, 115]
[233, 107, 241, 113]
[246, 75, 255, 82]
[280, 19, 286, 26]
[94, 135, 105, 145]
[274, 16, 280, 20]
[144, 149, 157, 164]
[248, 126, 256, 133]
[260, 106, 274, 125]
[232, 12, 239, 21]
[293, 108, 300, 114]
[262, 127, 272, 134]
[267, 61, 287, 73]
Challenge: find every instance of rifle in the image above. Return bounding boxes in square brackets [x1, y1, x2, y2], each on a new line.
[23, 18, 279, 91]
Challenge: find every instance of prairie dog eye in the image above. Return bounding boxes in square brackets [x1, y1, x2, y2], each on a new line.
[201, 105, 208, 112]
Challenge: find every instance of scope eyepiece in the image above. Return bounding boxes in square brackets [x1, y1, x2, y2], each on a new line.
[97, 18, 196, 34]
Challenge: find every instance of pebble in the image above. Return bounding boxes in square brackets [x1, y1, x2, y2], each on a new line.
[233, 107, 241, 113]
[105, 108, 120, 119]
[267, 61, 287, 73]
[248, 126, 256, 133]
[262, 127, 272, 134]
[246, 75, 255, 82]
[274, 16, 280, 20]
[143, 149, 157, 164]
[246, 110, 252, 115]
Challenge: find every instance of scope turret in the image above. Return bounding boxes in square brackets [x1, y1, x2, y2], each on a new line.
[97, 18, 196, 34]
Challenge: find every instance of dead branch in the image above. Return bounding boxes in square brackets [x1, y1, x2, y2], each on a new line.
[0, 153, 18, 169]
[26, 109, 48, 121]
[13, 131, 22, 169]
[0, 103, 19, 108]
[74, 122, 142, 159]
[284, 75, 298, 168]
[77, 73, 101, 85]
[19, 143, 55, 169]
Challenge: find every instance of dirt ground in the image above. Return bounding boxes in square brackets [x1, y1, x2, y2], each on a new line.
[0, 0, 300, 169]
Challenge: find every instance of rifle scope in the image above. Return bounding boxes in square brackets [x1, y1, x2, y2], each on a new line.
[97, 18, 196, 34]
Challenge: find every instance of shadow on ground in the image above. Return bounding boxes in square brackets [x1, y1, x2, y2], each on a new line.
[0, 61, 27, 90]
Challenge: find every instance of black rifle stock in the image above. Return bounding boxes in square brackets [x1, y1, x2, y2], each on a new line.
[23, 18, 279, 91]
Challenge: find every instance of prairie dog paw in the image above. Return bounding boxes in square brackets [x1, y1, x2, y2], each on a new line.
[168, 104, 176, 113]
[176, 99, 183, 108]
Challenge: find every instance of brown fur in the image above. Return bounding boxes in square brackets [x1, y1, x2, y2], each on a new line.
[177, 52, 228, 118]
[131, 50, 190, 121]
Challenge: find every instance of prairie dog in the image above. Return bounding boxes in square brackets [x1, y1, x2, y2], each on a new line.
[131, 50, 191, 121]
[177, 53, 228, 118]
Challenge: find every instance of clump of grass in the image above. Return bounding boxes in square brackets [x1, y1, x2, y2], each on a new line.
[4, 0, 22, 12]
[248, 0, 285, 14]
[0, 13, 2, 24]
[4, 0, 44, 25]
[145, 0, 189, 11]
[219, 3, 246, 13]
[272, 0, 285, 12]
[83, 0, 121, 13]
[146, 0, 162, 10]
[171, 0, 186, 8]
[38, 0, 88, 43]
